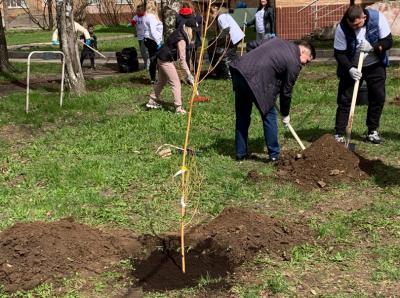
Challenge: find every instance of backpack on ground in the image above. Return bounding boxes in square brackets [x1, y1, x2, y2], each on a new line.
[116, 47, 139, 73]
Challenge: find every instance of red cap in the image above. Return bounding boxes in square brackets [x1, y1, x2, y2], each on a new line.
[179, 7, 193, 16]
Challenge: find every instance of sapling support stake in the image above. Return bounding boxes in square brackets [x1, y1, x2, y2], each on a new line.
[179, 0, 213, 274]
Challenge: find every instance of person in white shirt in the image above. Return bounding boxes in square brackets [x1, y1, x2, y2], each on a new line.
[128, 4, 150, 70]
[143, 1, 163, 83]
[246, 0, 275, 42]
[333, 5, 392, 144]
[208, 2, 244, 79]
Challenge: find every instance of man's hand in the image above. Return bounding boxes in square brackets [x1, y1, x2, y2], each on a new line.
[85, 39, 91, 46]
[349, 67, 362, 80]
[282, 115, 290, 126]
[186, 73, 195, 85]
[359, 40, 373, 52]
[270, 33, 276, 37]
[157, 42, 162, 50]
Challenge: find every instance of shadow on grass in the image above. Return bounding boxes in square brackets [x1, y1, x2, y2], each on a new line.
[205, 137, 266, 160]
[357, 154, 400, 187]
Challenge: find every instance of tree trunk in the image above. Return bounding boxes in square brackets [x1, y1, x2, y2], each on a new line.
[160, 0, 181, 39]
[0, 9, 12, 73]
[2, 0, 8, 30]
[48, 0, 54, 30]
[56, 0, 86, 96]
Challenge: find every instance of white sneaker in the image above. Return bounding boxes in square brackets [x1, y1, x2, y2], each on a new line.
[334, 134, 345, 143]
[366, 130, 382, 144]
[146, 99, 161, 109]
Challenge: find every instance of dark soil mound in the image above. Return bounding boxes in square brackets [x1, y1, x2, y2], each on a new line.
[389, 96, 400, 106]
[0, 218, 139, 292]
[191, 207, 312, 263]
[277, 134, 368, 190]
[133, 207, 312, 292]
[0, 208, 313, 293]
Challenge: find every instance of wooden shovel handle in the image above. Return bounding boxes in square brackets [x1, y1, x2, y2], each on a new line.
[345, 51, 365, 146]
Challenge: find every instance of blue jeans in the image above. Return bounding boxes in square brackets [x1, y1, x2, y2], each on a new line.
[232, 70, 280, 160]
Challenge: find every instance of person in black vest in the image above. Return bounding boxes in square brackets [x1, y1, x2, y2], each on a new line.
[334, 5, 392, 144]
[146, 18, 198, 114]
[80, 24, 97, 70]
[230, 38, 315, 162]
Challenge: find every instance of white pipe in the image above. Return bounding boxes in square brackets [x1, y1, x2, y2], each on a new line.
[26, 51, 65, 113]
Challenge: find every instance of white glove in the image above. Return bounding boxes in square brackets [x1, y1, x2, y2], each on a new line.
[282, 115, 290, 126]
[359, 40, 373, 52]
[349, 67, 362, 81]
[186, 73, 194, 85]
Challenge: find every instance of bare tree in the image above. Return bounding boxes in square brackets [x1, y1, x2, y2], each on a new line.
[19, 0, 56, 30]
[97, 0, 124, 26]
[56, 0, 86, 96]
[0, 8, 13, 73]
[2, 0, 8, 30]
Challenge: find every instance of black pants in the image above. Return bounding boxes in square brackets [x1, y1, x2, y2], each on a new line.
[335, 62, 386, 135]
[208, 38, 238, 79]
[80, 49, 95, 68]
[144, 38, 158, 81]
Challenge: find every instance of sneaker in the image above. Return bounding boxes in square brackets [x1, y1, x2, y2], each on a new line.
[236, 154, 249, 162]
[366, 130, 382, 144]
[175, 106, 187, 115]
[150, 80, 155, 84]
[146, 99, 162, 109]
[269, 157, 279, 163]
[334, 134, 345, 143]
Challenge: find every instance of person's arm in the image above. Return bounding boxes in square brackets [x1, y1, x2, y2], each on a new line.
[269, 7, 276, 34]
[148, 14, 163, 44]
[93, 35, 97, 49]
[374, 33, 393, 54]
[333, 25, 353, 71]
[279, 64, 301, 116]
[246, 17, 255, 27]
[177, 40, 191, 77]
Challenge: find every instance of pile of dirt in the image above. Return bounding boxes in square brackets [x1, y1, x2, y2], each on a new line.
[0, 218, 139, 292]
[277, 134, 368, 190]
[0, 208, 313, 293]
[389, 96, 400, 106]
[134, 207, 312, 291]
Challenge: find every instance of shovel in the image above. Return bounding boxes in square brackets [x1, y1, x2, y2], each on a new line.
[345, 51, 365, 151]
[275, 105, 306, 151]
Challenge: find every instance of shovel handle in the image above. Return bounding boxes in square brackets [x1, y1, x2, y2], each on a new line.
[287, 122, 306, 150]
[345, 51, 365, 147]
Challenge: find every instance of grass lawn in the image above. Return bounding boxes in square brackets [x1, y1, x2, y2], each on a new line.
[6, 25, 136, 46]
[0, 62, 400, 296]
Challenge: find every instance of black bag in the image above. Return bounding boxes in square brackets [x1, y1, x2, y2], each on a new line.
[116, 47, 139, 73]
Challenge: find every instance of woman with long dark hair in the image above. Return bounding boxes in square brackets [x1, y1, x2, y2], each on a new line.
[246, 0, 276, 41]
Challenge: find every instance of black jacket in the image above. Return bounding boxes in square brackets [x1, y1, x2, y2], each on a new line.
[247, 6, 275, 34]
[157, 26, 189, 62]
[230, 38, 302, 116]
[176, 13, 202, 48]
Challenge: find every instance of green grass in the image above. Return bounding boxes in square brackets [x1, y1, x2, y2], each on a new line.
[6, 25, 135, 46]
[0, 63, 400, 296]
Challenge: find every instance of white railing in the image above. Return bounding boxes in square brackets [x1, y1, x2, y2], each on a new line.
[26, 51, 65, 113]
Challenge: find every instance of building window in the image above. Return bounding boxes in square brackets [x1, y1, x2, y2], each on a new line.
[8, 0, 28, 8]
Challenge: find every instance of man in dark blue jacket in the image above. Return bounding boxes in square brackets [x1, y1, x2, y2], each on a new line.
[230, 38, 315, 162]
[334, 5, 392, 144]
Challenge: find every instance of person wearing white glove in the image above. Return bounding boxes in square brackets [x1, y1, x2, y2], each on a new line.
[348, 67, 362, 81]
[282, 115, 290, 126]
[186, 73, 195, 85]
[333, 5, 392, 144]
[231, 39, 315, 162]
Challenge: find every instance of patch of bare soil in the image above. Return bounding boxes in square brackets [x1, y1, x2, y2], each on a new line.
[389, 95, 400, 106]
[277, 134, 369, 190]
[0, 124, 36, 144]
[0, 218, 140, 292]
[0, 207, 313, 293]
[133, 207, 312, 292]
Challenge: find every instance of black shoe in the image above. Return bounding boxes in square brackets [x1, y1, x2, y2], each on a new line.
[236, 154, 249, 162]
[268, 157, 279, 163]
